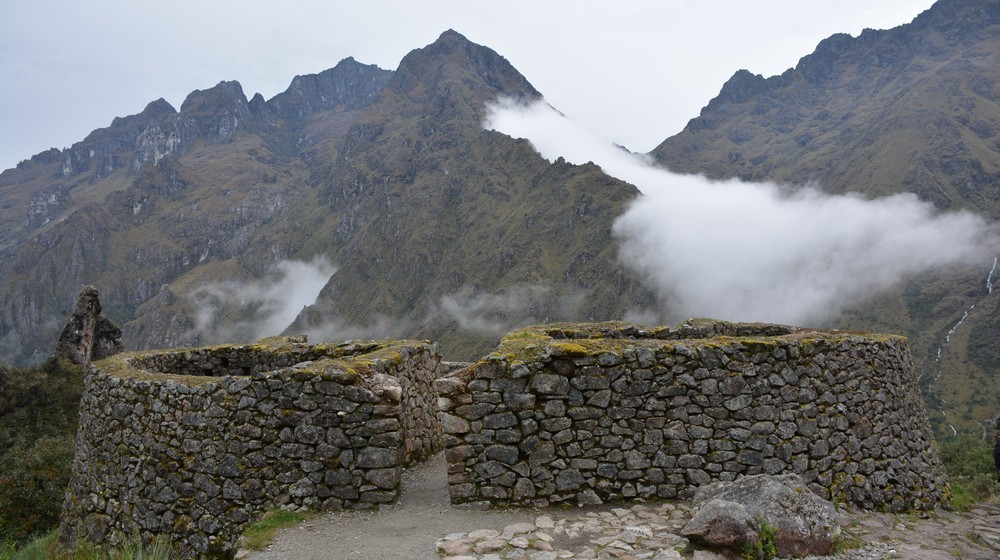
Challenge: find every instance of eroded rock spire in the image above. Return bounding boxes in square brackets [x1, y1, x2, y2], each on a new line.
[54, 286, 123, 364]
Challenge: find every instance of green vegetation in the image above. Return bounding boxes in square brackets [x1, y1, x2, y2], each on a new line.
[0, 531, 173, 560]
[966, 298, 1000, 373]
[830, 533, 864, 554]
[741, 518, 778, 560]
[0, 436, 76, 542]
[0, 359, 85, 547]
[938, 433, 1000, 510]
[239, 509, 307, 551]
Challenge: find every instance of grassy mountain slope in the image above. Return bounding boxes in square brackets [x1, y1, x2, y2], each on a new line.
[651, 0, 1000, 435]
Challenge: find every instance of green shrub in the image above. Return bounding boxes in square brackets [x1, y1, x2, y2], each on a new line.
[0, 359, 85, 453]
[742, 519, 778, 560]
[0, 359, 85, 544]
[938, 433, 1000, 509]
[6, 531, 55, 560]
[830, 533, 864, 554]
[938, 434, 995, 478]
[1, 530, 175, 560]
[0, 435, 76, 542]
[0, 538, 18, 560]
[949, 473, 1000, 511]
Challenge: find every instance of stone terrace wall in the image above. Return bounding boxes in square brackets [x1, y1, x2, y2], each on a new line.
[59, 337, 442, 559]
[436, 320, 949, 512]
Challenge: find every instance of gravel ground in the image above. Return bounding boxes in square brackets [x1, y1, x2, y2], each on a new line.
[241, 452, 1000, 560]
[241, 453, 542, 560]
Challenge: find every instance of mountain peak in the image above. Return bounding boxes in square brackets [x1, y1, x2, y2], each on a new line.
[108, 98, 177, 129]
[910, 0, 1000, 38]
[268, 57, 392, 119]
[142, 98, 177, 117]
[714, 69, 768, 105]
[427, 29, 474, 50]
[392, 29, 540, 103]
[180, 81, 249, 115]
[670, 0, 1000, 136]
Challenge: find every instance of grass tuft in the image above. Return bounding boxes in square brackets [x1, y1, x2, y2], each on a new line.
[1, 531, 174, 560]
[240, 509, 307, 551]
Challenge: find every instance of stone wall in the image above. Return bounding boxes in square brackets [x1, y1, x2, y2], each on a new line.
[59, 337, 442, 559]
[436, 320, 949, 512]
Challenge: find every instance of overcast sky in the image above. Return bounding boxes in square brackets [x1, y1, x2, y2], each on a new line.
[0, 0, 937, 172]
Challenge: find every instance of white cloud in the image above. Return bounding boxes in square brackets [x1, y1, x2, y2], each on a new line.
[435, 284, 584, 336]
[188, 256, 336, 343]
[287, 283, 584, 346]
[486, 99, 996, 325]
[294, 313, 415, 346]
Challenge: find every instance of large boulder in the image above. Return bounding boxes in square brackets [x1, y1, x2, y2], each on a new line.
[681, 474, 840, 557]
[54, 286, 123, 364]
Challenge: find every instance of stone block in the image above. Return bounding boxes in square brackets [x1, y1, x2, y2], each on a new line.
[530, 374, 570, 395]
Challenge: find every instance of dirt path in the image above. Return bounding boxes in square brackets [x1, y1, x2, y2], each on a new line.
[242, 452, 1000, 560]
[242, 453, 540, 560]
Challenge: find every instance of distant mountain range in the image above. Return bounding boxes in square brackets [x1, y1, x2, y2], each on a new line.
[0, 30, 649, 367]
[0, 0, 996, 435]
[654, 0, 1000, 436]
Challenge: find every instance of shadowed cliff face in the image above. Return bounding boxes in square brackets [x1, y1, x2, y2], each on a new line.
[650, 0, 1000, 435]
[268, 57, 393, 121]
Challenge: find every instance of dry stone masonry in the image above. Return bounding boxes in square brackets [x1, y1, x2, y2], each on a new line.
[436, 320, 949, 512]
[59, 336, 442, 559]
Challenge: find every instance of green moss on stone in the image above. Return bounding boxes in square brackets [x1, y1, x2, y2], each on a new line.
[548, 342, 592, 357]
[92, 338, 429, 387]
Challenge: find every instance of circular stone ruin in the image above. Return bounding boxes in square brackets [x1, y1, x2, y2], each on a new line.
[436, 320, 950, 511]
[59, 336, 443, 559]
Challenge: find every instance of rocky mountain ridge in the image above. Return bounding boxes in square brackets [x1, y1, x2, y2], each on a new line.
[653, 0, 1000, 214]
[0, 29, 647, 367]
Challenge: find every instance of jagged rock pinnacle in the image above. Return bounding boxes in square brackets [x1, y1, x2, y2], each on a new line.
[54, 286, 124, 364]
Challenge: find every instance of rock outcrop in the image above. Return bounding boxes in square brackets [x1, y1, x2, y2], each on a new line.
[681, 474, 839, 557]
[54, 286, 123, 364]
